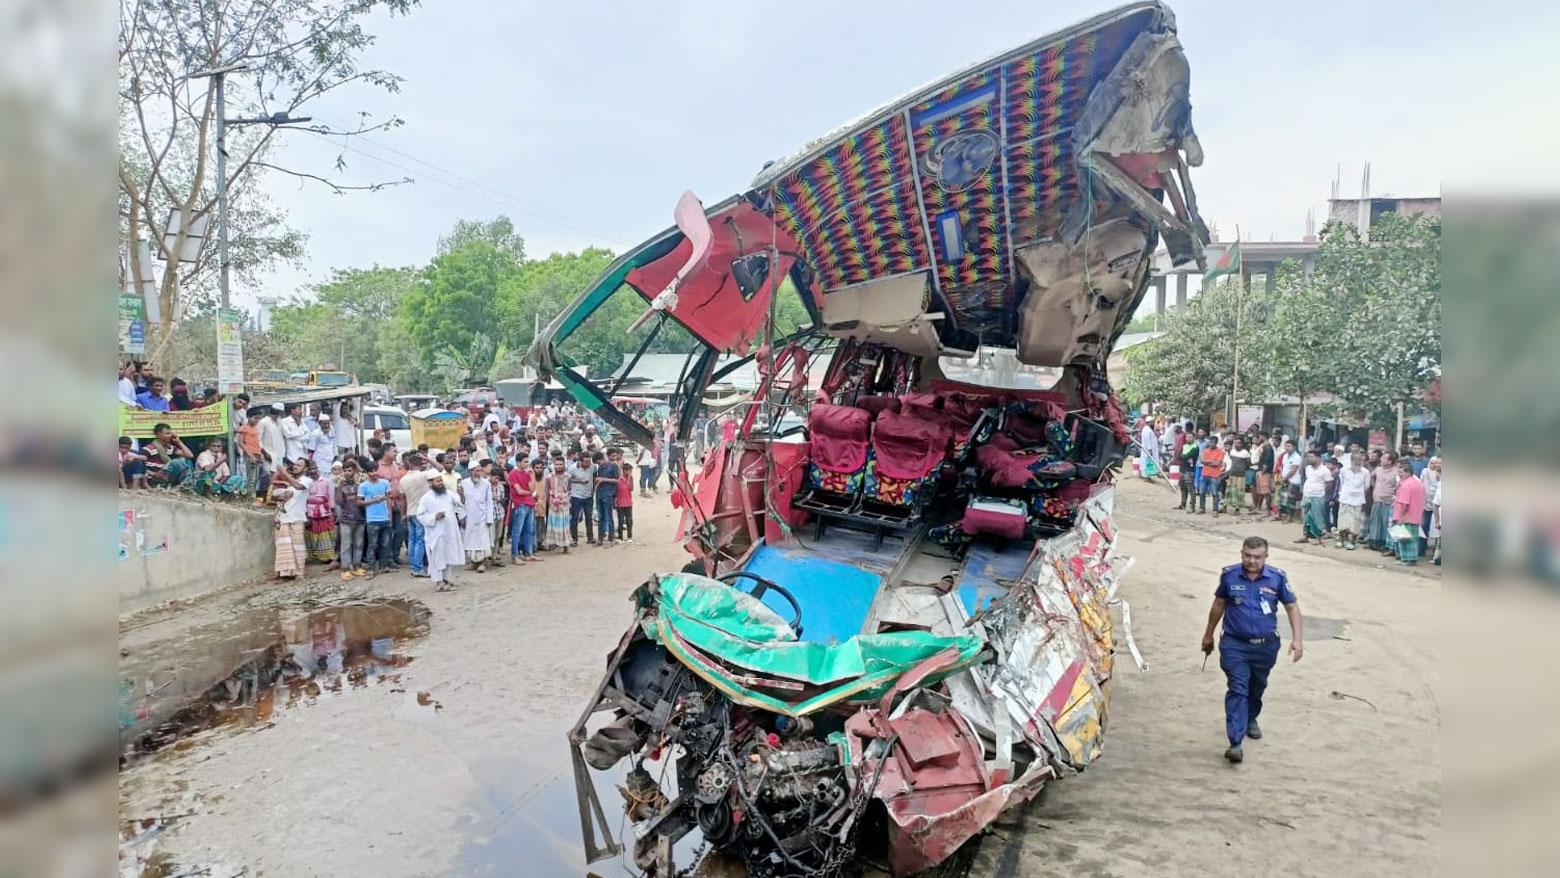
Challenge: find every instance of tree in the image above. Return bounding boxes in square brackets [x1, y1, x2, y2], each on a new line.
[1261, 262, 1342, 429]
[1121, 276, 1269, 418]
[496, 247, 617, 363]
[374, 313, 425, 391]
[439, 216, 526, 262]
[119, 0, 417, 344]
[266, 265, 417, 382]
[1125, 213, 1440, 431]
[1316, 214, 1441, 427]
[1121, 309, 1160, 335]
[160, 310, 293, 387]
[400, 235, 521, 379]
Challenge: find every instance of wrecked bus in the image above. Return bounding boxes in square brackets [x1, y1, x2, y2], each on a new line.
[528, 3, 1208, 874]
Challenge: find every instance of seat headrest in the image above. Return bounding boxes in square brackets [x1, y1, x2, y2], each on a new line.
[808, 403, 871, 439]
[872, 409, 949, 480]
[855, 395, 902, 417]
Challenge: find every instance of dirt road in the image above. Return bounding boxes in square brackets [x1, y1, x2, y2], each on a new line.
[118, 479, 1439, 877]
[971, 478, 1441, 877]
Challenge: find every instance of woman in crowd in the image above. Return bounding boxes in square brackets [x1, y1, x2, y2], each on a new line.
[304, 460, 338, 567]
[543, 455, 572, 554]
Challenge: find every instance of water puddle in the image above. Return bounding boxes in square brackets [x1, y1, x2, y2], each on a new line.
[119, 804, 247, 878]
[458, 752, 746, 878]
[118, 596, 431, 764]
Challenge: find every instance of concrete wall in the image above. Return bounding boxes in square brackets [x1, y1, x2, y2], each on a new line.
[118, 490, 276, 613]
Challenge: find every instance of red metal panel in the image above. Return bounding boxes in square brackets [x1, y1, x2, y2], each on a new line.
[624, 201, 805, 354]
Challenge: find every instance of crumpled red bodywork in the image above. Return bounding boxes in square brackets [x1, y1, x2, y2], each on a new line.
[624, 200, 807, 355]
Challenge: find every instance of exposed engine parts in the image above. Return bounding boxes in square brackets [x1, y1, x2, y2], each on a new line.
[580, 649, 862, 877]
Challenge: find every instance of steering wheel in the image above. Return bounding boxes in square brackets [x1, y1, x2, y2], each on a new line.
[718, 571, 803, 637]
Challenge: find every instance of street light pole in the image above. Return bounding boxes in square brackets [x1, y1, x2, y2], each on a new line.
[190, 63, 313, 491]
[190, 63, 247, 308]
[215, 72, 230, 309]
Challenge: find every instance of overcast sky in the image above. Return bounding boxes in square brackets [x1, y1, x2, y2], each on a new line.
[249, 0, 1556, 309]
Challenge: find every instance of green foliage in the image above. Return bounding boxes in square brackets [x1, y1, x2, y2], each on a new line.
[267, 266, 418, 383]
[1125, 213, 1440, 429]
[552, 285, 699, 378]
[184, 214, 831, 396]
[400, 238, 519, 379]
[1121, 276, 1267, 417]
[439, 217, 526, 262]
[374, 314, 425, 390]
[771, 278, 816, 339]
[496, 247, 619, 356]
[1308, 214, 1441, 426]
[1121, 310, 1160, 335]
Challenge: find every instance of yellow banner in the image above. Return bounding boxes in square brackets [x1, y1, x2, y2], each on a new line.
[118, 404, 229, 439]
[411, 417, 464, 452]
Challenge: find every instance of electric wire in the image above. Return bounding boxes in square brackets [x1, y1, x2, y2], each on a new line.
[303, 126, 635, 246]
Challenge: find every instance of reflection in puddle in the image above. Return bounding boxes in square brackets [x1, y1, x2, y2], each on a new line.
[460, 755, 748, 878]
[119, 809, 247, 878]
[119, 597, 430, 763]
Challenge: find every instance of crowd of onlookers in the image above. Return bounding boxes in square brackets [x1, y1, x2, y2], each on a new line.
[117, 361, 254, 493]
[254, 399, 679, 589]
[118, 359, 695, 589]
[1139, 419, 1442, 567]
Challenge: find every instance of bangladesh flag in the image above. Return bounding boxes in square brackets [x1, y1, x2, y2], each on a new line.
[1202, 241, 1241, 284]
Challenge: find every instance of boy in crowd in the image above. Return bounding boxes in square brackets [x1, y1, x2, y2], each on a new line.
[593, 449, 621, 546]
[119, 436, 148, 488]
[616, 462, 635, 544]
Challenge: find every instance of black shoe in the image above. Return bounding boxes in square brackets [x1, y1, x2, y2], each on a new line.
[1224, 744, 1244, 763]
[1246, 719, 1262, 740]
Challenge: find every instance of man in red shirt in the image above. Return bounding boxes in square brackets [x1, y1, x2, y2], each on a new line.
[507, 462, 540, 563]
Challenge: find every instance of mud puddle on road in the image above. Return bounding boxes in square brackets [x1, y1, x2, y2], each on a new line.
[119, 808, 248, 878]
[118, 595, 431, 764]
[459, 756, 747, 878]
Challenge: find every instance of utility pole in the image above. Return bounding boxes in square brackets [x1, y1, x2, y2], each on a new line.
[1231, 273, 1242, 430]
[1229, 225, 1243, 431]
[190, 63, 247, 307]
[189, 63, 311, 490]
[216, 71, 230, 308]
[191, 63, 311, 307]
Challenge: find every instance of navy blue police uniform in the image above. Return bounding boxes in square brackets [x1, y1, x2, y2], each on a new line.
[1215, 563, 1296, 746]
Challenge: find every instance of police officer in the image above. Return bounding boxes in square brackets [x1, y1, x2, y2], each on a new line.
[1200, 535, 1304, 763]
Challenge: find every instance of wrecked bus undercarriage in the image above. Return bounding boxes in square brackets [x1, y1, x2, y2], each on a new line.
[530, 3, 1207, 874]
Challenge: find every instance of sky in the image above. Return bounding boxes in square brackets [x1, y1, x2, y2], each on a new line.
[247, 0, 1559, 310]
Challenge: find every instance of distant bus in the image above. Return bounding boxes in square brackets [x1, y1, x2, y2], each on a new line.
[307, 370, 356, 388]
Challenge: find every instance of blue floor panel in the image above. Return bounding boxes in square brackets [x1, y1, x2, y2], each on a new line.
[957, 541, 1030, 616]
[740, 543, 883, 644]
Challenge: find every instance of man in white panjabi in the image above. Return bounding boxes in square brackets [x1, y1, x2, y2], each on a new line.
[415, 473, 465, 592]
[1138, 418, 1160, 480]
[460, 461, 495, 572]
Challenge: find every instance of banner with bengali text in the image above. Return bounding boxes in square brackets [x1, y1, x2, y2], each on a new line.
[118, 403, 229, 439]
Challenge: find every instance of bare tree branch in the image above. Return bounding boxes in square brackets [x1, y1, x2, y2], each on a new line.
[253, 161, 413, 194]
